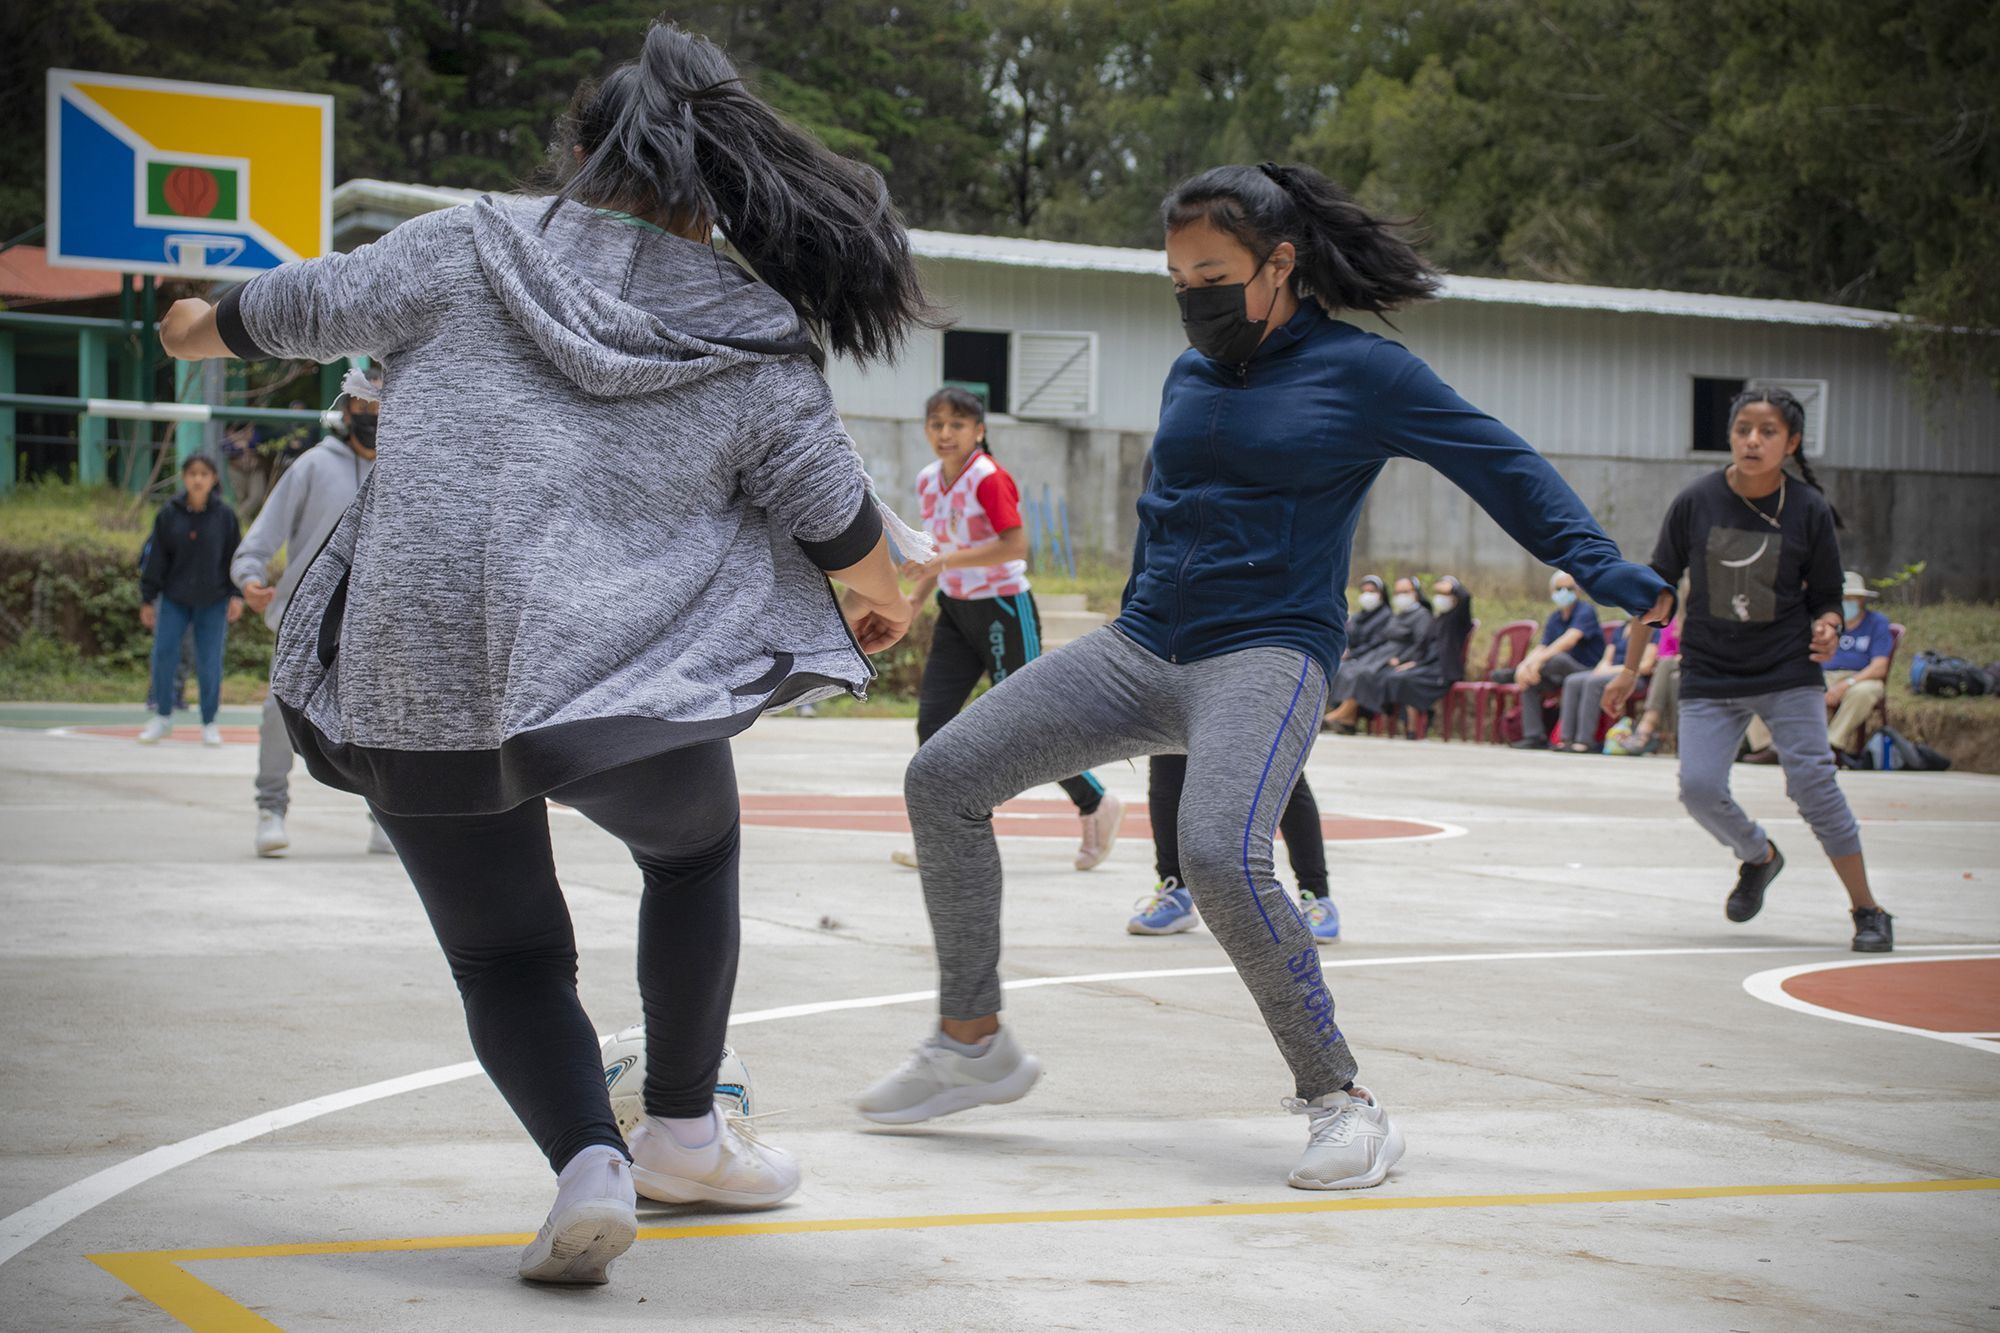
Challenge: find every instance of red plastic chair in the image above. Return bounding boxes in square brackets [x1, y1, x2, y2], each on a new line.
[1447, 620, 1536, 743]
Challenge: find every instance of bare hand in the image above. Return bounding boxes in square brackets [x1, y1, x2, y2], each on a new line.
[227, 597, 244, 624]
[1601, 671, 1637, 717]
[159, 298, 218, 359]
[1809, 616, 1840, 663]
[242, 580, 276, 614]
[1826, 680, 1848, 706]
[140, 602, 157, 630]
[842, 589, 914, 655]
[1516, 656, 1542, 687]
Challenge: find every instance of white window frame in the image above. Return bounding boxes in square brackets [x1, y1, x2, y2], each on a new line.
[1688, 373, 1829, 460]
[1008, 329, 1099, 421]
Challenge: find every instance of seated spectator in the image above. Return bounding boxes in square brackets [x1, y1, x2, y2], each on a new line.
[1324, 575, 1431, 732]
[1607, 613, 1681, 755]
[1493, 570, 1604, 750]
[1381, 575, 1475, 735]
[1741, 570, 1891, 761]
[1344, 575, 1389, 658]
[1554, 619, 1656, 752]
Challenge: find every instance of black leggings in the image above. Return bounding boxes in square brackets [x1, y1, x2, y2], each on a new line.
[1148, 753, 1329, 897]
[370, 741, 740, 1174]
[917, 590, 1104, 814]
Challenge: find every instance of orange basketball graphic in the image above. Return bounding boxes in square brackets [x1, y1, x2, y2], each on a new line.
[163, 166, 219, 218]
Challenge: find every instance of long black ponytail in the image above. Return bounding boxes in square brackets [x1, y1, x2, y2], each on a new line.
[546, 22, 936, 366]
[1727, 386, 1841, 527]
[1161, 163, 1441, 317]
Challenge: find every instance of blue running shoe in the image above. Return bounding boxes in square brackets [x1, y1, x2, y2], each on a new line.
[1128, 877, 1199, 935]
[1303, 895, 1341, 945]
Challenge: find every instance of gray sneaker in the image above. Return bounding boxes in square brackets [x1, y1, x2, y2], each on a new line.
[1284, 1085, 1405, 1190]
[254, 811, 289, 858]
[857, 1027, 1043, 1125]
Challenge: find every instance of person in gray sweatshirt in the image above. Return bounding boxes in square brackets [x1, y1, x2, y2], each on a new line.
[159, 22, 931, 1287]
[231, 368, 385, 858]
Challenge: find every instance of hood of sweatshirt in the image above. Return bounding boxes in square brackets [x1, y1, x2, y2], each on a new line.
[469, 195, 815, 399]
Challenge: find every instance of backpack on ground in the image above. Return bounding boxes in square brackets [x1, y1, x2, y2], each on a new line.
[1909, 651, 1990, 698]
[1859, 726, 1951, 772]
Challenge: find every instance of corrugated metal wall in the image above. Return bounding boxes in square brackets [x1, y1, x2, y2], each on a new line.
[826, 259, 2000, 476]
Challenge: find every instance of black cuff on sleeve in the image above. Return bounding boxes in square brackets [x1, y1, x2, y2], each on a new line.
[214, 286, 272, 360]
[797, 496, 883, 571]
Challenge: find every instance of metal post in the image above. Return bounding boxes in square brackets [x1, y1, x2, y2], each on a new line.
[174, 360, 203, 465]
[76, 329, 109, 485]
[131, 276, 158, 492]
[0, 328, 14, 495]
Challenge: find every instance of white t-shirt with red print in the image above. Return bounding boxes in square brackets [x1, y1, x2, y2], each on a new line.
[916, 451, 1030, 601]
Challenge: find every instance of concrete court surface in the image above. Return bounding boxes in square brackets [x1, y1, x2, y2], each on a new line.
[1, 709, 1997, 1331]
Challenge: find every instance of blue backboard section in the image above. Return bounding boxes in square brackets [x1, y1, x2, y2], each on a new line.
[55, 98, 288, 274]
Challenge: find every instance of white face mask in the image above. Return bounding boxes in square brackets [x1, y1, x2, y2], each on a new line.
[1433, 593, 1457, 613]
[1357, 591, 1382, 612]
[1391, 592, 1418, 614]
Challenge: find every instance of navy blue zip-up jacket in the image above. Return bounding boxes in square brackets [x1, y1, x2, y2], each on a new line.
[1116, 302, 1669, 679]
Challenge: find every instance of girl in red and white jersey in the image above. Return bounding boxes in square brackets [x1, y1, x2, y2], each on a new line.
[895, 387, 1123, 871]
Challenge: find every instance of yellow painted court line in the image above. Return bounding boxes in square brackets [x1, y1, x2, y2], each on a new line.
[89, 1252, 284, 1333]
[90, 1178, 2000, 1331]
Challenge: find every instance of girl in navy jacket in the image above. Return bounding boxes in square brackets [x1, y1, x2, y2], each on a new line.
[862, 163, 1671, 1196]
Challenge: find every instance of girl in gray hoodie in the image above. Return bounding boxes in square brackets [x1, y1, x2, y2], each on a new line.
[161, 22, 930, 1286]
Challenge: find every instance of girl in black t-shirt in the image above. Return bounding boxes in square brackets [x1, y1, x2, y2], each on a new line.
[1619, 388, 1891, 951]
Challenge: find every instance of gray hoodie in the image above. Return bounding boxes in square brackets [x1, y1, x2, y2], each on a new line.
[217, 196, 880, 814]
[231, 435, 374, 630]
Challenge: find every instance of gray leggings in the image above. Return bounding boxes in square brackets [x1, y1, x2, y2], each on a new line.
[1677, 686, 1862, 862]
[905, 627, 1357, 1099]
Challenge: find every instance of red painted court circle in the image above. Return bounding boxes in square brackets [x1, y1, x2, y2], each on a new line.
[64, 729, 1453, 841]
[739, 794, 1448, 842]
[1782, 958, 2000, 1039]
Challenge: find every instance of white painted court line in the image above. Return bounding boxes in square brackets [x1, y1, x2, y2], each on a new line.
[1741, 954, 2000, 1056]
[4, 940, 1996, 1269]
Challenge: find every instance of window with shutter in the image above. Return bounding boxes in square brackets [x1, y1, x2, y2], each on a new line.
[1009, 331, 1097, 420]
[1745, 377, 1829, 458]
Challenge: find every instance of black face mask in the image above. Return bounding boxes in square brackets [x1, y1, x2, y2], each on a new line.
[1176, 259, 1277, 365]
[348, 416, 378, 450]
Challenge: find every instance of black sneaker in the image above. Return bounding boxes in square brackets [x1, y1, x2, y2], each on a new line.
[1726, 843, 1784, 922]
[1509, 737, 1549, 750]
[1851, 906, 1894, 952]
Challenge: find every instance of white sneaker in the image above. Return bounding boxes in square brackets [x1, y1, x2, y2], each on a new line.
[1074, 790, 1124, 871]
[517, 1145, 636, 1284]
[1284, 1085, 1405, 1190]
[137, 717, 171, 745]
[201, 723, 223, 747]
[857, 1027, 1043, 1125]
[629, 1107, 800, 1208]
[254, 811, 289, 858]
[366, 819, 397, 856]
[890, 848, 920, 870]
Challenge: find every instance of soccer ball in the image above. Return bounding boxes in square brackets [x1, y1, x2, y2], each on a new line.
[600, 1022, 753, 1135]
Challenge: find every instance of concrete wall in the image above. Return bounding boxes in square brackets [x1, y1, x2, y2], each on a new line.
[851, 411, 2000, 600]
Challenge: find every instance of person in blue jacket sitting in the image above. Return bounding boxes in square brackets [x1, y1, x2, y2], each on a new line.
[1494, 571, 1604, 749]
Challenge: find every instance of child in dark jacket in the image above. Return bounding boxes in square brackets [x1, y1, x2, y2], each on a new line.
[138, 453, 242, 745]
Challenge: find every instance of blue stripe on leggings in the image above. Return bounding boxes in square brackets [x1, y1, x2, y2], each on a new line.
[1268, 666, 1325, 929]
[1018, 595, 1040, 660]
[1242, 655, 1314, 946]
